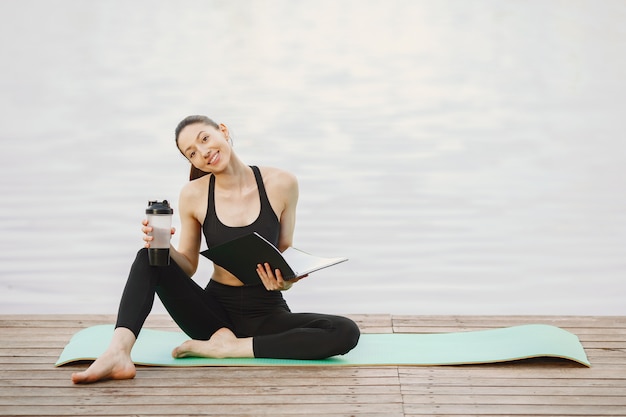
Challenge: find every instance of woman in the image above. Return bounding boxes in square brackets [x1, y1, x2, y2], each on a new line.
[71, 115, 360, 384]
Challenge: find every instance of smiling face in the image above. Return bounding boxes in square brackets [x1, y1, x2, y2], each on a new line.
[176, 122, 232, 174]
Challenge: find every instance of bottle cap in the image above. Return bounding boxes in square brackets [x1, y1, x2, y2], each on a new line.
[146, 200, 173, 215]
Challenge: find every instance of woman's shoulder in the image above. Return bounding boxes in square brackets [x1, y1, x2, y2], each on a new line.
[179, 174, 211, 200]
[257, 166, 298, 190]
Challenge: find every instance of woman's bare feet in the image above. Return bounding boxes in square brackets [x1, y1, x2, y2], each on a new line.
[71, 349, 136, 384]
[172, 327, 254, 359]
[71, 327, 137, 384]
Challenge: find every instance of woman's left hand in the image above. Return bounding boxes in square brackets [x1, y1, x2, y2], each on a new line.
[256, 263, 305, 291]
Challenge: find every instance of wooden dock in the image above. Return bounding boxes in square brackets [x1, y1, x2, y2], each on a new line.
[1, 314, 624, 416]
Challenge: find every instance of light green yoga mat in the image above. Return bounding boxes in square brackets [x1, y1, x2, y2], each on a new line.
[55, 324, 590, 367]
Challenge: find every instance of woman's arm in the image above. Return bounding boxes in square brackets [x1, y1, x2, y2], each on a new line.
[276, 171, 299, 252]
[168, 182, 203, 277]
[260, 166, 299, 251]
[256, 167, 301, 290]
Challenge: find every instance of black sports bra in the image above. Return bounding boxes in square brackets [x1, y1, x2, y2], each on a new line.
[202, 166, 280, 249]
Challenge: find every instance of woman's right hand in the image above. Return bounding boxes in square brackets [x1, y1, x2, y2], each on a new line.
[141, 219, 153, 248]
[141, 219, 175, 248]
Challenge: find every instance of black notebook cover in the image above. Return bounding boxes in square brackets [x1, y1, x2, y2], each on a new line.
[200, 232, 347, 285]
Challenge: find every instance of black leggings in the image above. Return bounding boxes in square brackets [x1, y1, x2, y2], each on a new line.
[115, 249, 360, 360]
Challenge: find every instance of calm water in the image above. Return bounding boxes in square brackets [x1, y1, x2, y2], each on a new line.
[1, 0, 625, 316]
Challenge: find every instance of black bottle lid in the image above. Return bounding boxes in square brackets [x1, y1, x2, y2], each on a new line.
[146, 200, 173, 215]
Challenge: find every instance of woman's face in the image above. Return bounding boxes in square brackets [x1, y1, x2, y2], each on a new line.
[177, 123, 231, 173]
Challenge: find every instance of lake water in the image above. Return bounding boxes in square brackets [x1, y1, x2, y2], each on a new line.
[1, 0, 625, 316]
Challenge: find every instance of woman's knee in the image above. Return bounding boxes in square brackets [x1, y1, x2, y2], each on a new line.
[135, 247, 149, 261]
[131, 248, 181, 276]
[335, 316, 360, 354]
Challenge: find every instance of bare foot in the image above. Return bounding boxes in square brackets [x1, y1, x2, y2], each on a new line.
[71, 349, 136, 384]
[172, 327, 254, 359]
[71, 327, 137, 384]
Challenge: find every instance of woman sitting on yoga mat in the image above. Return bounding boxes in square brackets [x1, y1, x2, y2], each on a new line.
[71, 115, 360, 384]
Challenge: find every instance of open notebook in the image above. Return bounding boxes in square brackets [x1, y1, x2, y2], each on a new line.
[200, 232, 348, 285]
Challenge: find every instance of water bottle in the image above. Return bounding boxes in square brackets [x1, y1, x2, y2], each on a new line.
[146, 200, 173, 266]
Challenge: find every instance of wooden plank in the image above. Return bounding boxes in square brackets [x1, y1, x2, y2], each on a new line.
[401, 394, 626, 406]
[0, 384, 401, 396]
[398, 375, 626, 388]
[0, 393, 404, 406]
[0, 403, 406, 416]
[0, 410, 398, 417]
[398, 369, 626, 380]
[393, 316, 626, 333]
[0, 410, 394, 417]
[391, 315, 626, 326]
[0, 313, 387, 328]
[400, 385, 626, 396]
[403, 404, 626, 416]
[0, 375, 402, 388]
[1, 364, 401, 378]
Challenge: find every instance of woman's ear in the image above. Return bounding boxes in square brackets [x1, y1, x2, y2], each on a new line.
[219, 123, 229, 138]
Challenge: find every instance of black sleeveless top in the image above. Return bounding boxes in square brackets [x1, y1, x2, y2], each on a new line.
[203, 166, 280, 249]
